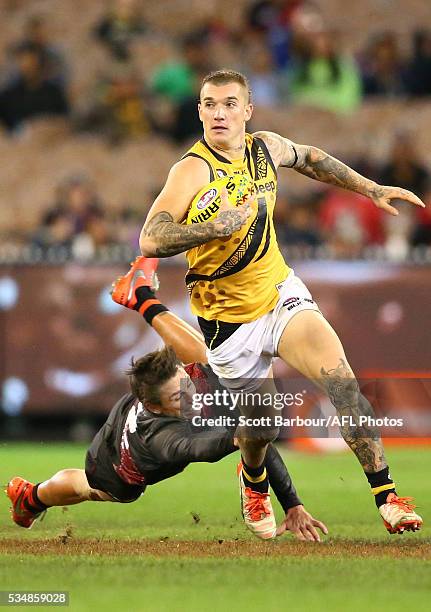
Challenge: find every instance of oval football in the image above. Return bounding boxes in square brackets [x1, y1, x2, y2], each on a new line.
[186, 174, 254, 225]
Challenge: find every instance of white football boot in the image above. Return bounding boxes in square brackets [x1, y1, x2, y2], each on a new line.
[379, 493, 423, 534]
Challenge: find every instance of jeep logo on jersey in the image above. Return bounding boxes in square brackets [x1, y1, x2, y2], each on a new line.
[197, 188, 217, 210]
[254, 180, 276, 194]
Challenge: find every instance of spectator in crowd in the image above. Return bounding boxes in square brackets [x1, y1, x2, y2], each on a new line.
[245, 0, 304, 70]
[15, 14, 68, 84]
[31, 175, 112, 256]
[318, 186, 385, 256]
[94, 0, 148, 62]
[31, 209, 74, 251]
[150, 32, 212, 103]
[112, 205, 143, 249]
[0, 42, 69, 132]
[48, 175, 104, 236]
[379, 132, 429, 199]
[168, 69, 206, 144]
[245, 41, 281, 106]
[278, 196, 322, 248]
[404, 30, 431, 97]
[289, 30, 362, 113]
[76, 63, 149, 144]
[290, 32, 361, 112]
[379, 132, 430, 249]
[361, 32, 406, 97]
[247, 0, 303, 33]
[411, 187, 431, 246]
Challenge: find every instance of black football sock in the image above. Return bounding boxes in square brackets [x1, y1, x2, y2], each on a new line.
[241, 459, 269, 494]
[23, 483, 49, 514]
[135, 286, 169, 326]
[365, 466, 397, 508]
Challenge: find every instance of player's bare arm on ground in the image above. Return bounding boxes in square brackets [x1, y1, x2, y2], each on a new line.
[255, 131, 425, 214]
[320, 358, 386, 473]
[140, 157, 252, 258]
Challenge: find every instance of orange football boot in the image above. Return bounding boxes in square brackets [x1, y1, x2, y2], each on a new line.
[6, 477, 46, 529]
[111, 256, 159, 311]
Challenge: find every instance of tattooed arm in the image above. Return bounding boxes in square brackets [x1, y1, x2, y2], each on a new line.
[140, 157, 252, 258]
[254, 130, 425, 215]
[320, 358, 386, 473]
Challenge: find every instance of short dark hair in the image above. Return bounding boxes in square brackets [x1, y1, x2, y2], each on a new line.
[126, 346, 180, 404]
[200, 69, 251, 103]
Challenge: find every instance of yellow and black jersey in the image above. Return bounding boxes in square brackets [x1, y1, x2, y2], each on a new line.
[182, 133, 290, 324]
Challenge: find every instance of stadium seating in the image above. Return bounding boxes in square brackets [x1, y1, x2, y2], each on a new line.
[0, 0, 430, 236]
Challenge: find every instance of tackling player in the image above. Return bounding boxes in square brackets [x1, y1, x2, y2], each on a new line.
[6, 257, 327, 542]
[139, 70, 424, 538]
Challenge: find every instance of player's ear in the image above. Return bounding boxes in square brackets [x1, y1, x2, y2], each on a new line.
[245, 103, 253, 122]
[144, 399, 161, 414]
[198, 101, 203, 122]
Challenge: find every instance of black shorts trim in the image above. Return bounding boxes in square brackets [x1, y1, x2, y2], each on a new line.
[198, 317, 242, 350]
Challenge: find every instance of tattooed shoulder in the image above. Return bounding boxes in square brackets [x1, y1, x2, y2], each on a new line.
[253, 130, 299, 168]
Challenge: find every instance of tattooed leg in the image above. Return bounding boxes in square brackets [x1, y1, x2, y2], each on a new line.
[277, 310, 387, 473]
[320, 359, 387, 473]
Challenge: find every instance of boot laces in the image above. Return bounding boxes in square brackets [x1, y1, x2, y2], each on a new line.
[388, 495, 416, 512]
[244, 488, 270, 521]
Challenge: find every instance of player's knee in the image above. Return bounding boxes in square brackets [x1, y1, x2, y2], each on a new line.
[239, 427, 279, 446]
[259, 426, 279, 443]
[88, 488, 115, 502]
[60, 469, 92, 500]
[266, 426, 280, 444]
[320, 363, 358, 409]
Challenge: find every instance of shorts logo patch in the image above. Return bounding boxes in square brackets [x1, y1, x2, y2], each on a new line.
[282, 297, 315, 311]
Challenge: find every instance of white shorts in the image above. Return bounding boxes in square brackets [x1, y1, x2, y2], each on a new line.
[207, 271, 319, 391]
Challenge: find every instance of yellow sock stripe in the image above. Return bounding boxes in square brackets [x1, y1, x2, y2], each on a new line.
[371, 483, 395, 495]
[242, 467, 267, 483]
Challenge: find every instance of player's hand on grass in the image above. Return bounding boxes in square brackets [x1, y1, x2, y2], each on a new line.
[276, 505, 328, 542]
[369, 185, 426, 216]
[213, 188, 255, 236]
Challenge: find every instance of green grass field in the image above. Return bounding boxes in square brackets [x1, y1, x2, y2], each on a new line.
[1, 443, 430, 611]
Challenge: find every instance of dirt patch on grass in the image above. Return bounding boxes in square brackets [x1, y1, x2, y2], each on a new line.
[1, 538, 430, 559]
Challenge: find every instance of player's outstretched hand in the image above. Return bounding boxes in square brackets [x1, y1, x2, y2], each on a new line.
[213, 187, 255, 236]
[370, 185, 426, 216]
[276, 505, 328, 542]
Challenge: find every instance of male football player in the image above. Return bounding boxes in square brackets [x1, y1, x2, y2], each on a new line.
[6, 257, 327, 542]
[139, 70, 424, 538]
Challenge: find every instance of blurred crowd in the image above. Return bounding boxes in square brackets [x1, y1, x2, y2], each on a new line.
[26, 174, 144, 259]
[1, 1, 431, 139]
[0, 0, 430, 259]
[275, 130, 431, 259]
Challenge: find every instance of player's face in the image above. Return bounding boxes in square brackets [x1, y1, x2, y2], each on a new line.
[198, 82, 253, 149]
[158, 367, 196, 418]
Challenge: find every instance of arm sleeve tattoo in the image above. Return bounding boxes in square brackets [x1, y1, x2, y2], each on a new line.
[255, 131, 383, 198]
[141, 209, 247, 258]
[295, 148, 384, 198]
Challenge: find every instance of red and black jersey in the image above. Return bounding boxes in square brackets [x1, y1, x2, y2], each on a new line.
[85, 362, 301, 510]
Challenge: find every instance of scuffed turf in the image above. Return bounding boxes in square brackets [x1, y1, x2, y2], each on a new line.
[1, 443, 430, 611]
